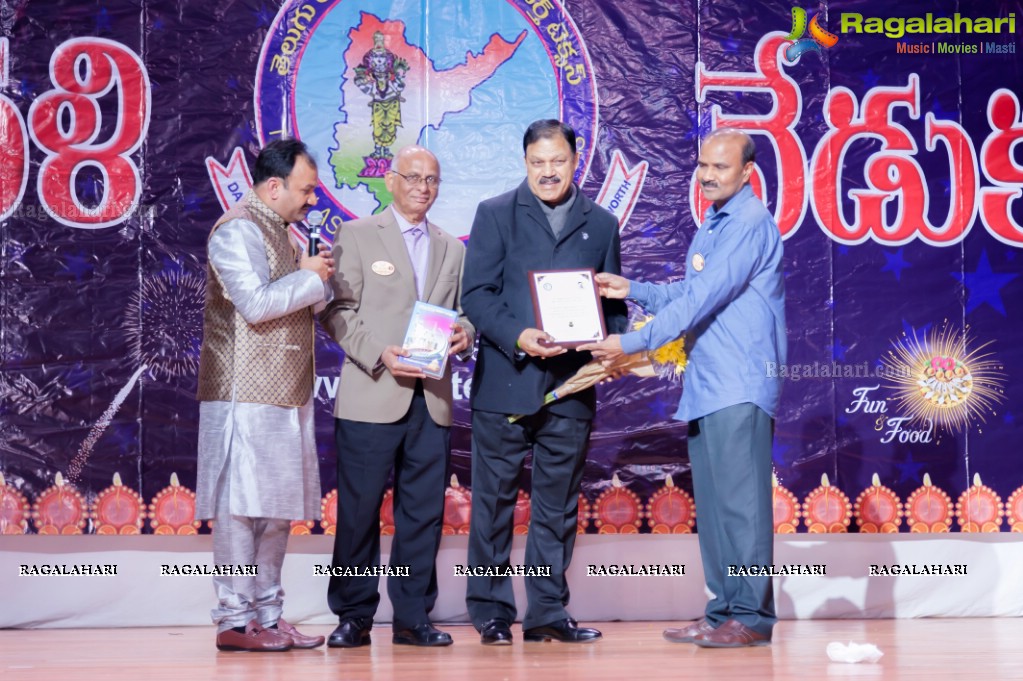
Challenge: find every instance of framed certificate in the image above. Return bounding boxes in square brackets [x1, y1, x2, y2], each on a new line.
[398, 301, 458, 379]
[528, 268, 607, 348]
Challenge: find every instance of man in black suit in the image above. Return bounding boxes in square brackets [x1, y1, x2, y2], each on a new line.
[460, 119, 628, 645]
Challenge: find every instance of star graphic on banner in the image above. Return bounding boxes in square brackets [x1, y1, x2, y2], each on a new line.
[772, 440, 796, 467]
[896, 452, 925, 484]
[6, 241, 28, 267]
[928, 98, 951, 120]
[861, 68, 880, 89]
[950, 250, 1018, 315]
[252, 3, 274, 28]
[836, 413, 850, 427]
[721, 37, 740, 53]
[76, 172, 102, 205]
[17, 77, 37, 101]
[647, 392, 674, 421]
[107, 422, 139, 454]
[1004, 412, 1015, 425]
[835, 243, 850, 256]
[638, 220, 658, 239]
[226, 76, 241, 91]
[152, 17, 164, 31]
[95, 7, 112, 32]
[160, 256, 185, 275]
[832, 338, 849, 362]
[235, 120, 258, 145]
[681, 109, 712, 142]
[880, 248, 911, 281]
[60, 250, 94, 281]
[183, 192, 203, 213]
[63, 363, 94, 392]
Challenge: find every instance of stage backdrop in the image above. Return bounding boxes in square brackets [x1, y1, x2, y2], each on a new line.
[1, 0, 1021, 537]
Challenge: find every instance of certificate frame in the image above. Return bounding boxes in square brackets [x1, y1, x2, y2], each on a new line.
[528, 268, 607, 348]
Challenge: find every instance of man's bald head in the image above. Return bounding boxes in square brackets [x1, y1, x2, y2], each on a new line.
[385, 146, 442, 224]
[696, 129, 756, 210]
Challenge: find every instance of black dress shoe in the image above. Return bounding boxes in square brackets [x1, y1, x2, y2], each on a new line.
[392, 623, 453, 647]
[523, 618, 601, 643]
[479, 619, 513, 646]
[327, 618, 371, 648]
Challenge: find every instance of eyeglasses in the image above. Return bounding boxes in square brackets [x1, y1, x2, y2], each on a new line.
[390, 170, 442, 188]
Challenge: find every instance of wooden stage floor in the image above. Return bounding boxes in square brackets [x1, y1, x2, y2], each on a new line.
[3, 619, 1022, 680]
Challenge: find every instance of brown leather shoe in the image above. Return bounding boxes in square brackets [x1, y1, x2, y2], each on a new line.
[693, 619, 770, 648]
[662, 618, 716, 643]
[276, 618, 326, 649]
[216, 620, 293, 652]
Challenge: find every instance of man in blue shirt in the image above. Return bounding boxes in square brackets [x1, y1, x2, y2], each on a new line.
[581, 128, 785, 648]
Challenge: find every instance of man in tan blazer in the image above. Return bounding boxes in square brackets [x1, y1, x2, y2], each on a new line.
[320, 146, 474, 648]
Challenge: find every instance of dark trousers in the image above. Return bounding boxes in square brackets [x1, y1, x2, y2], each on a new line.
[688, 402, 776, 637]
[466, 408, 591, 630]
[327, 387, 448, 629]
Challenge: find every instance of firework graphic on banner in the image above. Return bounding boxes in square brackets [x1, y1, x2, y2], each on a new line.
[881, 323, 1006, 434]
[68, 270, 205, 481]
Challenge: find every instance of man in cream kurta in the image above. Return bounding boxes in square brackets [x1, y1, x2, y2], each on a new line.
[196, 139, 333, 652]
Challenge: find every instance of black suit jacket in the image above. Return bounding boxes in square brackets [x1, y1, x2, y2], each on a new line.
[461, 180, 628, 419]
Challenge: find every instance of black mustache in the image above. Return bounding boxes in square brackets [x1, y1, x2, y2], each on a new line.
[538, 176, 561, 185]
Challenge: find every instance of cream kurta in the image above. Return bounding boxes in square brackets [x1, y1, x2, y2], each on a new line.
[196, 217, 329, 520]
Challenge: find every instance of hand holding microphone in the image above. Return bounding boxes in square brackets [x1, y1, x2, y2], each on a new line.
[299, 210, 335, 281]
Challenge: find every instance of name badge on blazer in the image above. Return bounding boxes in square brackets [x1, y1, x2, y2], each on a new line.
[371, 261, 395, 276]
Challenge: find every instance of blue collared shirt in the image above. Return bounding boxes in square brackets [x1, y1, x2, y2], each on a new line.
[619, 184, 786, 421]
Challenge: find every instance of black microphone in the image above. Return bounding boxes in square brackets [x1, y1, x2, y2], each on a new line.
[306, 210, 325, 256]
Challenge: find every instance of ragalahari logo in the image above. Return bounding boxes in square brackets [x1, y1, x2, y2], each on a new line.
[784, 7, 839, 62]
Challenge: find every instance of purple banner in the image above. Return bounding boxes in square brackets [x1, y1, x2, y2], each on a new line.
[0, 0, 1021, 535]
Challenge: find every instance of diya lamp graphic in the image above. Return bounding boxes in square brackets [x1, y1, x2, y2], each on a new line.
[853, 473, 903, 533]
[320, 489, 339, 536]
[148, 472, 201, 535]
[443, 474, 471, 535]
[955, 473, 1004, 533]
[904, 473, 953, 533]
[771, 473, 800, 534]
[0, 471, 30, 535]
[577, 493, 591, 534]
[91, 472, 144, 535]
[32, 472, 87, 535]
[591, 473, 643, 533]
[68, 270, 205, 484]
[290, 519, 315, 535]
[644, 474, 695, 534]
[513, 489, 531, 535]
[801, 473, 852, 533]
[1006, 485, 1023, 532]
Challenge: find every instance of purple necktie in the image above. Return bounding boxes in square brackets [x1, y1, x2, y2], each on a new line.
[409, 225, 429, 300]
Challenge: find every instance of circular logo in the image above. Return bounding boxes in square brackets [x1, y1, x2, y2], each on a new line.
[255, 0, 598, 240]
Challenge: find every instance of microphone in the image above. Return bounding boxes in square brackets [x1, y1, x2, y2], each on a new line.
[306, 210, 325, 256]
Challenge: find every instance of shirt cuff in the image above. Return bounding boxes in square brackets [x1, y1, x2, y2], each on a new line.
[628, 280, 655, 307]
[620, 329, 649, 355]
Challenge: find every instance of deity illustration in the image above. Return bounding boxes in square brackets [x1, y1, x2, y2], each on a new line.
[354, 31, 408, 176]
